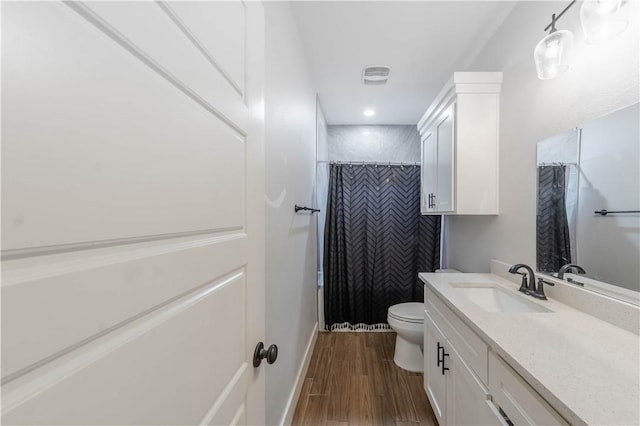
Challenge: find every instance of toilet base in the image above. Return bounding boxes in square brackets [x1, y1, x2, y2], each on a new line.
[393, 334, 424, 372]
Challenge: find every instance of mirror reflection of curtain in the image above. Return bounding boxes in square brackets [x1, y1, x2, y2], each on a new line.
[537, 165, 572, 272]
[323, 163, 441, 330]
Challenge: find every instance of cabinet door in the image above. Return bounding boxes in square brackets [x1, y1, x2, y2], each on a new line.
[435, 105, 455, 213]
[424, 312, 447, 425]
[446, 344, 505, 425]
[421, 131, 437, 214]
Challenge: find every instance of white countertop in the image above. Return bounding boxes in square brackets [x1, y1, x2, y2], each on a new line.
[419, 272, 640, 426]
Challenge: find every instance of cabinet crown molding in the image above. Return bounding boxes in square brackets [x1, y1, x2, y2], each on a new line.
[418, 72, 503, 134]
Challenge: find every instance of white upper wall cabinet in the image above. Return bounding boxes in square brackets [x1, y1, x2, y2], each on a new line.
[418, 72, 502, 215]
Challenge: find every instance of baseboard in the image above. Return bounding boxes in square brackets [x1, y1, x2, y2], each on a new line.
[280, 322, 318, 426]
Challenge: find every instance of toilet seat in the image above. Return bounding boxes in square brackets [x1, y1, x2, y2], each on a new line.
[387, 302, 424, 324]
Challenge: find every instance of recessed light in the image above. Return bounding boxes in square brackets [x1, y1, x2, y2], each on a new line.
[362, 131, 371, 135]
[363, 109, 375, 117]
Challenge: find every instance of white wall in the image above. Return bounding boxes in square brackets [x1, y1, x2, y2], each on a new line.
[317, 101, 329, 162]
[264, 3, 318, 424]
[316, 102, 329, 276]
[316, 102, 328, 330]
[445, 0, 640, 273]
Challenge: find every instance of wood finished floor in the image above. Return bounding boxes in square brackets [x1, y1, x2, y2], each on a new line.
[292, 332, 437, 426]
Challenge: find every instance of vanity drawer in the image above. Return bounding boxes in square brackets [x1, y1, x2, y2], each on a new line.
[489, 352, 568, 425]
[424, 286, 489, 385]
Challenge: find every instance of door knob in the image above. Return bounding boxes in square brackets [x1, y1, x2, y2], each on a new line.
[253, 342, 278, 367]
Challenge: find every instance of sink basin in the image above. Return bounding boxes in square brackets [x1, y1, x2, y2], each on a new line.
[450, 283, 552, 313]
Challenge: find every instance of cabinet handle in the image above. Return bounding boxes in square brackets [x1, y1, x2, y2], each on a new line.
[441, 350, 449, 375]
[436, 342, 443, 367]
[431, 193, 436, 208]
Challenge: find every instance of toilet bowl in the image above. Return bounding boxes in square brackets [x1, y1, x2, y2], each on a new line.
[387, 302, 424, 372]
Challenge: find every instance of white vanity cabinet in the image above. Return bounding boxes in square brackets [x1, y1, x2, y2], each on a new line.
[418, 72, 502, 215]
[423, 285, 568, 426]
[424, 311, 504, 426]
[423, 287, 505, 426]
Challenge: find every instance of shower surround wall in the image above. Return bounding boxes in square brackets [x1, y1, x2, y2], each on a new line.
[327, 125, 420, 163]
[317, 125, 421, 330]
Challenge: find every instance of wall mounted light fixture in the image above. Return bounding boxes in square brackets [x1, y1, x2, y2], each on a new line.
[580, 0, 629, 44]
[534, 1, 577, 80]
[534, 0, 629, 80]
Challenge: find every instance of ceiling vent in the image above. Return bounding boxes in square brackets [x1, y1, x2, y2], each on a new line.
[362, 65, 390, 85]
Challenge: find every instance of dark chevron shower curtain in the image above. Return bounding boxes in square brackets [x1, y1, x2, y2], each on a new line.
[537, 165, 572, 273]
[323, 163, 441, 330]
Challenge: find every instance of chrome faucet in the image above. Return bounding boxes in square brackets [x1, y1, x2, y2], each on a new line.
[508, 264, 536, 295]
[558, 264, 586, 283]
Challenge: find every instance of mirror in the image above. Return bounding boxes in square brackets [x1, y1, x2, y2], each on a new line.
[536, 103, 640, 304]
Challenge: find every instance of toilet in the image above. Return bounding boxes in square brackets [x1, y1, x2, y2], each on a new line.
[388, 270, 460, 371]
[387, 302, 425, 372]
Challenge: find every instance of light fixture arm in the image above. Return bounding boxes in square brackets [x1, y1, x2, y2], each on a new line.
[544, 0, 577, 33]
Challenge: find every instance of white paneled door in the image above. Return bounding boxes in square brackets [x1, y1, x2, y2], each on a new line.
[1, 1, 266, 424]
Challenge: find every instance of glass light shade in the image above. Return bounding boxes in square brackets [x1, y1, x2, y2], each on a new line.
[534, 30, 575, 80]
[580, 0, 628, 44]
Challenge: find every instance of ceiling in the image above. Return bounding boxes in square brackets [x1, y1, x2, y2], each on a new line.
[291, 1, 517, 125]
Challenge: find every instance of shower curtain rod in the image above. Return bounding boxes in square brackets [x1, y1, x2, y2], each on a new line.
[317, 160, 419, 166]
[537, 161, 578, 166]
